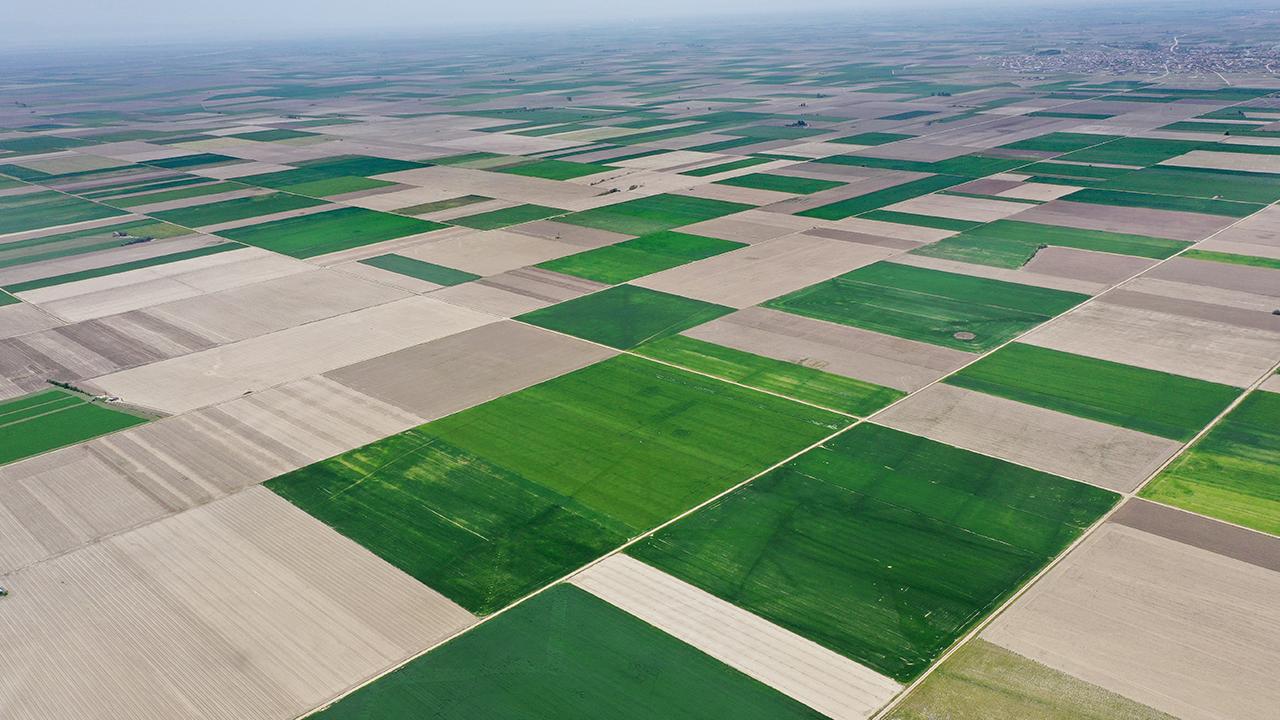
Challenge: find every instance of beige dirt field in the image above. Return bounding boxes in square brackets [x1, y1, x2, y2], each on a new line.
[982, 521, 1280, 720]
[1160, 149, 1280, 174]
[0, 486, 475, 720]
[401, 228, 585, 276]
[679, 209, 819, 244]
[882, 193, 1033, 223]
[873, 384, 1182, 492]
[0, 303, 62, 339]
[572, 554, 902, 720]
[1021, 246, 1157, 285]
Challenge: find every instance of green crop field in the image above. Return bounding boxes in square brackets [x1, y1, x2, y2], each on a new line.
[1063, 188, 1261, 217]
[630, 423, 1117, 682]
[449, 203, 567, 229]
[0, 389, 149, 466]
[107, 181, 243, 208]
[861, 210, 983, 231]
[517, 284, 734, 348]
[1099, 166, 1280, 204]
[886, 640, 1175, 720]
[4, 242, 243, 293]
[680, 157, 774, 176]
[358, 253, 479, 285]
[1179, 249, 1280, 270]
[946, 343, 1241, 440]
[146, 153, 240, 169]
[240, 155, 424, 188]
[911, 219, 1190, 268]
[217, 207, 445, 258]
[558, 194, 753, 235]
[0, 191, 127, 235]
[267, 354, 847, 613]
[0, 219, 189, 271]
[713, 172, 845, 194]
[309, 586, 824, 720]
[0, 290, 16, 306]
[1141, 390, 1280, 535]
[150, 192, 325, 227]
[229, 128, 317, 142]
[271, 175, 396, 197]
[764, 262, 1087, 352]
[494, 158, 612, 180]
[1058, 137, 1208, 166]
[536, 231, 744, 284]
[832, 132, 914, 145]
[797, 175, 965, 220]
[636, 334, 904, 415]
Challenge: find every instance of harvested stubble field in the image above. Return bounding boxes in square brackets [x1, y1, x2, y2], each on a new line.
[911, 219, 1190, 268]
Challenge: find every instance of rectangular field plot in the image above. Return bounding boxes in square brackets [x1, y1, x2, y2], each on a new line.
[517, 284, 734, 349]
[449, 203, 566, 230]
[945, 343, 1241, 441]
[267, 354, 847, 614]
[0, 389, 147, 466]
[558, 193, 753, 235]
[308, 585, 825, 720]
[797, 175, 966, 220]
[636, 334, 904, 415]
[1099, 166, 1280, 204]
[536, 231, 745, 284]
[910, 220, 1189, 269]
[0, 191, 127, 235]
[218, 207, 446, 258]
[714, 173, 846, 195]
[1063, 188, 1261, 218]
[763, 261, 1088, 352]
[885, 639, 1175, 720]
[1141, 389, 1280, 535]
[630, 423, 1117, 682]
[358, 253, 479, 286]
[150, 191, 325, 227]
[493, 158, 612, 180]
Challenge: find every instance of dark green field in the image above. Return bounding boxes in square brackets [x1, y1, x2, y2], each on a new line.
[797, 175, 965, 220]
[1141, 389, 1280, 535]
[107, 181, 243, 208]
[449, 203, 567, 230]
[631, 423, 1117, 682]
[681, 157, 774, 176]
[764, 262, 1087, 351]
[536, 231, 744, 284]
[267, 354, 847, 613]
[0, 191, 127, 235]
[0, 389, 149, 466]
[1058, 137, 1208, 166]
[946, 343, 1241, 440]
[1099, 166, 1280, 204]
[1063, 188, 1261, 217]
[832, 132, 914, 145]
[494, 158, 613, 180]
[310, 585, 824, 720]
[636, 334, 904, 415]
[359, 253, 479, 285]
[517, 284, 733, 349]
[151, 192, 324, 227]
[861, 210, 982, 232]
[216, 207, 444, 258]
[911, 219, 1190, 268]
[558, 194, 753, 235]
[714, 173, 845, 194]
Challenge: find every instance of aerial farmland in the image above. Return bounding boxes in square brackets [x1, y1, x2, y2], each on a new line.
[1, 4, 1279, 720]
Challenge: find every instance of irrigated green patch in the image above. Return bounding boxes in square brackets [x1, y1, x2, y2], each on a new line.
[636, 334, 904, 415]
[493, 158, 612, 180]
[1142, 390, 1280, 535]
[946, 343, 1240, 440]
[0, 389, 148, 466]
[631, 423, 1117, 682]
[1063, 188, 1261, 218]
[536, 231, 744, 284]
[886, 639, 1175, 720]
[145, 153, 241, 170]
[106, 181, 243, 208]
[797, 175, 965, 220]
[449, 203, 566, 230]
[680, 157, 774, 177]
[359, 254, 479, 285]
[860, 210, 983, 232]
[911, 219, 1190, 268]
[558, 194, 753, 235]
[229, 128, 318, 142]
[217, 207, 444, 258]
[0, 191, 127, 235]
[832, 132, 914, 145]
[150, 192, 324, 227]
[0, 219, 189, 270]
[764, 262, 1087, 352]
[395, 194, 490, 215]
[1058, 137, 1208, 167]
[271, 175, 396, 198]
[999, 132, 1119, 154]
[518, 284, 732, 349]
[1180, 249, 1280, 270]
[714, 173, 845, 194]
[1100, 166, 1280, 204]
[309, 585, 824, 720]
[267, 355, 847, 613]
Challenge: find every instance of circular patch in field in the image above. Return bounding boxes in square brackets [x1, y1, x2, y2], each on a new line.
[953, 331, 977, 341]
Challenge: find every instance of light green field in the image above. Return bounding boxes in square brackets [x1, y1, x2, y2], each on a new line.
[0, 389, 148, 466]
[536, 231, 744, 284]
[558, 194, 753, 235]
[713, 173, 845, 194]
[217, 207, 445, 258]
[449, 203, 566, 230]
[150, 192, 324, 227]
[912, 220, 1191, 268]
[517, 284, 734, 349]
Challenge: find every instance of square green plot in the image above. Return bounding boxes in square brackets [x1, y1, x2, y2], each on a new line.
[309, 585, 824, 720]
[763, 262, 1088, 352]
[266, 355, 848, 614]
[150, 192, 325, 227]
[714, 173, 845, 195]
[1, 389, 148, 466]
[449, 203, 566, 230]
[630, 423, 1118, 683]
[536, 231, 745, 285]
[797, 175, 965, 220]
[910, 219, 1191, 268]
[493, 158, 612, 180]
[1141, 390, 1280, 535]
[636, 334, 905, 416]
[945, 343, 1241, 441]
[218, 207, 445, 258]
[831, 132, 914, 146]
[517, 284, 733, 349]
[358, 254, 479, 286]
[558, 193, 753, 235]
